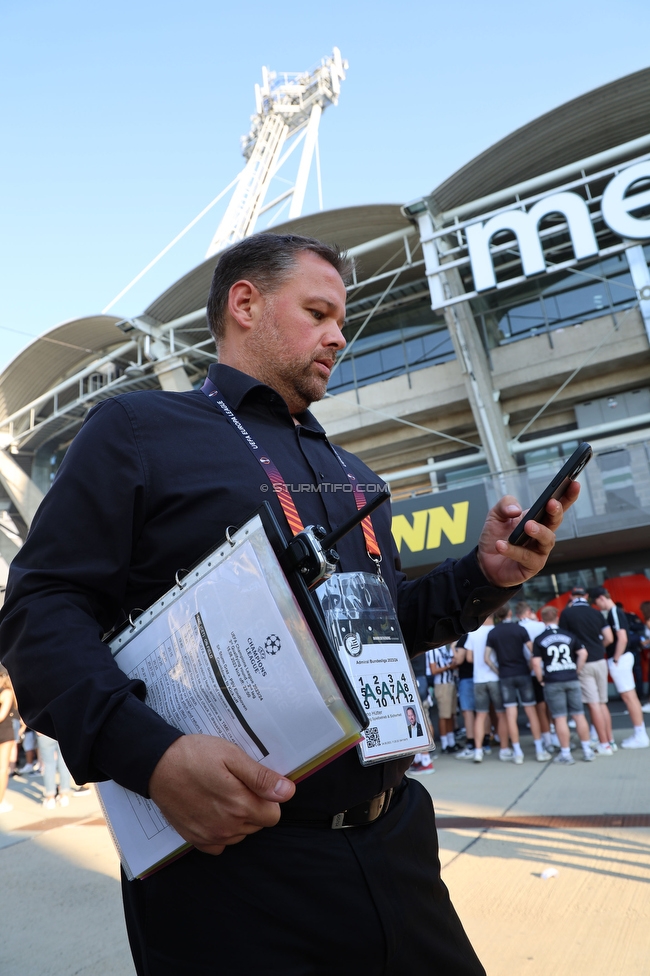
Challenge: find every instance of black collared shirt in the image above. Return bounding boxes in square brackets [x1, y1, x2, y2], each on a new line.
[559, 600, 606, 662]
[0, 364, 513, 813]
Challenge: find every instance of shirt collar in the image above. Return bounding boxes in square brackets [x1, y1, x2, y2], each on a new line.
[207, 363, 326, 434]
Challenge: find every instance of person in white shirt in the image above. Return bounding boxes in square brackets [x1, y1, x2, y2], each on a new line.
[463, 616, 509, 763]
[591, 587, 649, 749]
[515, 601, 557, 752]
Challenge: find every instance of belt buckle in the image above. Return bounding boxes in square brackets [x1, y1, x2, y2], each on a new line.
[331, 788, 393, 829]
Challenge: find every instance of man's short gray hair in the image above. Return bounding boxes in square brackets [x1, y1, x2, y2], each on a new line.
[206, 232, 354, 345]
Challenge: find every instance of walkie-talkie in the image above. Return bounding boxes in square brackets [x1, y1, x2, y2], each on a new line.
[280, 488, 391, 589]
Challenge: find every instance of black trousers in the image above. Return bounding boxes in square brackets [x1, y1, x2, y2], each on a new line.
[122, 778, 485, 976]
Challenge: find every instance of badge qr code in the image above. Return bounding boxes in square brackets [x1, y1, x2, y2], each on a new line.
[364, 726, 381, 749]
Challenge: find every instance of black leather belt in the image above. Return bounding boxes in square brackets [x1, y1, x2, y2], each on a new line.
[280, 782, 405, 830]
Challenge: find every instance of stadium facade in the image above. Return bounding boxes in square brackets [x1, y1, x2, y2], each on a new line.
[1, 67, 649, 607]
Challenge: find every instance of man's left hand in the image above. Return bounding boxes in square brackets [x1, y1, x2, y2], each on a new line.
[476, 483, 580, 588]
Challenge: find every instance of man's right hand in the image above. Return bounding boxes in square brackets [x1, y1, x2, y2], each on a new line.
[148, 735, 295, 855]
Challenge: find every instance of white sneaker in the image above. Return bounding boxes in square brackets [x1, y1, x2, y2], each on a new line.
[536, 749, 552, 762]
[582, 747, 596, 762]
[550, 734, 561, 749]
[609, 740, 618, 752]
[0, 800, 13, 813]
[513, 753, 524, 764]
[596, 743, 614, 756]
[567, 719, 577, 729]
[43, 796, 56, 810]
[553, 753, 576, 765]
[455, 746, 476, 760]
[641, 703, 650, 714]
[59, 794, 70, 807]
[499, 748, 514, 762]
[473, 748, 484, 763]
[621, 733, 650, 749]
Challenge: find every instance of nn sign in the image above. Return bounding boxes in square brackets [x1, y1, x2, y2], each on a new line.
[391, 483, 489, 571]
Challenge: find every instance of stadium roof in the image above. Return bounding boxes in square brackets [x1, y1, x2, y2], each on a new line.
[428, 66, 650, 216]
[143, 204, 411, 325]
[0, 315, 123, 421]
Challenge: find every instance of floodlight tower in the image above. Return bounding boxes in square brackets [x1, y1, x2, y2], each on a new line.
[205, 48, 347, 259]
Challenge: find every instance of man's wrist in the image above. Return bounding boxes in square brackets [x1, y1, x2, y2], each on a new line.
[91, 695, 184, 797]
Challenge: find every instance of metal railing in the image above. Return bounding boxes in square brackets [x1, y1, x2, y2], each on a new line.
[392, 439, 650, 543]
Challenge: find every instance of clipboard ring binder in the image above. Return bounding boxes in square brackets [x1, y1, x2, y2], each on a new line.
[174, 569, 190, 589]
[128, 609, 145, 630]
[225, 526, 237, 547]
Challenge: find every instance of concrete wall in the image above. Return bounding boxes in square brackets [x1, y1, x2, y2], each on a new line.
[313, 305, 650, 476]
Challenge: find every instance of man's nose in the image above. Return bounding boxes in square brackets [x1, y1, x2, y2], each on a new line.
[325, 319, 346, 350]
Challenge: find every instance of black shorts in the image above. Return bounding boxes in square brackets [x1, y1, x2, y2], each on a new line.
[531, 674, 545, 705]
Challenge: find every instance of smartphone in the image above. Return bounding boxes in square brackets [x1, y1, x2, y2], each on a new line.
[508, 442, 592, 548]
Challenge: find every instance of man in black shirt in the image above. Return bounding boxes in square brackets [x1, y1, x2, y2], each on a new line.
[0, 233, 579, 976]
[559, 586, 614, 754]
[531, 606, 593, 764]
[485, 608, 551, 763]
[591, 587, 649, 749]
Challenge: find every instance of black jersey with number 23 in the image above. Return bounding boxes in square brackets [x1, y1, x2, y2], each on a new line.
[532, 626, 583, 683]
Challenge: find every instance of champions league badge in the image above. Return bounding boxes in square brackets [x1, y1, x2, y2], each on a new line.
[343, 631, 362, 658]
[264, 634, 281, 655]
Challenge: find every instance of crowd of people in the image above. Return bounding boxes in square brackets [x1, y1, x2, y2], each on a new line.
[410, 592, 650, 773]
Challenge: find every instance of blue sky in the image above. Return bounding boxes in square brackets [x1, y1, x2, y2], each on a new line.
[1, 0, 649, 370]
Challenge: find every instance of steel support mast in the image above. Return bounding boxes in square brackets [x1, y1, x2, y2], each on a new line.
[205, 48, 347, 258]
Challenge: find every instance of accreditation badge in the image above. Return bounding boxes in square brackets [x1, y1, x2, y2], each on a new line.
[317, 572, 434, 765]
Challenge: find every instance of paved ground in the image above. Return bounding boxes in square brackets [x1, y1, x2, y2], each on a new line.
[0, 701, 648, 976]
[415, 702, 650, 976]
[0, 779, 132, 976]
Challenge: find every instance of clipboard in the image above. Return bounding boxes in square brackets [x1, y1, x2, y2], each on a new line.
[119, 502, 368, 729]
[97, 505, 365, 880]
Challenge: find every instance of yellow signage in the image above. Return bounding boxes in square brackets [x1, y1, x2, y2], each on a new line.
[389, 484, 488, 569]
[392, 501, 469, 552]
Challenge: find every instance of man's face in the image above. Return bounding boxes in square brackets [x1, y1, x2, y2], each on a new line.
[594, 595, 609, 612]
[407, 708, 416, 726]
[248, 251, 347, 413]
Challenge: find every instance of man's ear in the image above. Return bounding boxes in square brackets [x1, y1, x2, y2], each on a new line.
[227, 279, 264, 331]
